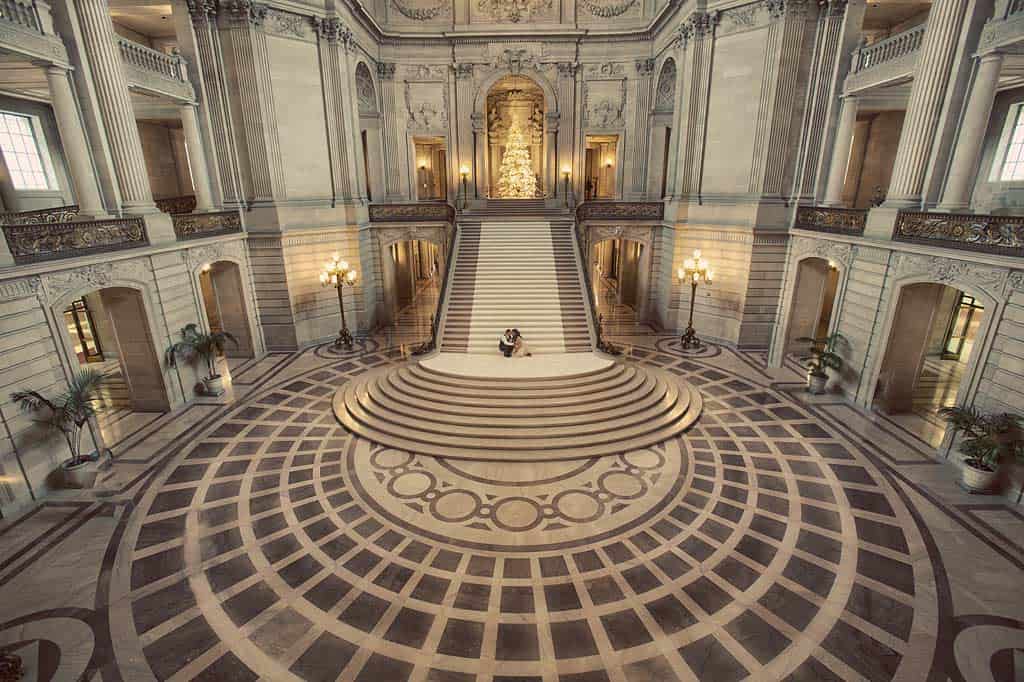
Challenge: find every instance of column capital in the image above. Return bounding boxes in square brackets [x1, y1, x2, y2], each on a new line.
[454, 62, 474, 80]
[377, 61, 396, 81]
[556, 61, 578, 78]
[635, 58, 655, 77]
[218, 0, 267, 27]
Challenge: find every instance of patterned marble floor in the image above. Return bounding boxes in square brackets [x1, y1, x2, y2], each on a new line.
[1, 330, 1022, 682]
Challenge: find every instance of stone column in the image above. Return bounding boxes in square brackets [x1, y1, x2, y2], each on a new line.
[626, 58, 655, 199]
[937, 51, 1004, 212]
[555, 62, 577, 194]
[43, 65, 106, 217]
[673, 12, 716, 199]
[315, 17, 360, 203]
[471, 112, 486, 199]
[180, 104, 214, 211]
[377, 62, 406, 200]
[883, 0, 971, 208]
[545, 113, 559, 197]
[822, 96, 858, 206]
[74, 0, 155, 213]
[453, 64, 475, 201]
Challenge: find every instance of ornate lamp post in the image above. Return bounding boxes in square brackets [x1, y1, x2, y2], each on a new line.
[677, 249, 712, 350]
[562, 165, 571, 208]
[320, 254, 358, 350]
[459, 164, 470, 210]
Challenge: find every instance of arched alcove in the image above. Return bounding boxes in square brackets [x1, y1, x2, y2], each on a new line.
[485, 74, 547, 198]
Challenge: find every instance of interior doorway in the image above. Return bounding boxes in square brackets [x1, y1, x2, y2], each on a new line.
[784, 258, 840, 353]
[384, 239, 441, 346]
[61, 287, 169, 446]
[592, 238, 650, 334]
[414, 136, 448, 201]
[198, 261, 255, 376]
[874, 283, 984, 446]
[584, 135, 619, 199]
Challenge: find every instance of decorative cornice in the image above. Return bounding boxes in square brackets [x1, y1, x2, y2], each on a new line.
[678, 11, 718, 47]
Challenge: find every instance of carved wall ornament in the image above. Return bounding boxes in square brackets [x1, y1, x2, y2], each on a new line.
[172, 211, 243, 241]
[0, 205, 79, 225]
[455, 63, 475, 79]
[556, 62, 579, 78]
[891, 252, 1009, 299]
[186, 240, 246, 272]
[375, 225, 446, 249]
[264, 9, 312, 39]
[583, 80, 627, 128]
[314, 16, 354, 47]
[653, 59, 676, 112]
[391, 0, 450, 21]
[403, 64, 449, 81]
[578, 0, 638, 19]
[576, 201, 664, 221]
[1008, 271, 1024, 294]
[404, 82, 449, 132]
[790, 235, 852, 268]
[584, 62, 625, 77]
[490, 48, 539, 73]
[377, 62, 396, 80]
[635, 58, 655, 77]
[587, 223, 654, 247]
[678, 11, 718, 46]
[356, 63, 378, 114]
[186, 0, 217, 19]
[369, 203, 455, 223]
[39, 259, 153, 306]
[476, 0, 552, 23]
[0, 277, 41, 302]
[218, 0, 267, 26]
[715, 2, 769, 34]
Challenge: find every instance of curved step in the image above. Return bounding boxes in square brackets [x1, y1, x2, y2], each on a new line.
[332, 358, 703, 461]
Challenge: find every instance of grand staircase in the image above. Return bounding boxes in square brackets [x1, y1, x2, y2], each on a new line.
[439, 220, 593, 354]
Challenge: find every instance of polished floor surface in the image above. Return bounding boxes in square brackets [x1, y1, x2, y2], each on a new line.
[0, 326, 1022, 681]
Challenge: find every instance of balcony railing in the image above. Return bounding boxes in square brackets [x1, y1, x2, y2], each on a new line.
[892, 211, 1024, 257]
[852, 23, 927, 73]
[0, 0, 40, 32]
[155, 195, 197, 215]
[171, 210, 242, 240]
[793, 206, 867, 236]
[368, 202, 455, 223]
[576, 201, 665, 221]
[0, 204, 80, 225]
[3, 217, 148, 264]
[117, 37, 194, 101]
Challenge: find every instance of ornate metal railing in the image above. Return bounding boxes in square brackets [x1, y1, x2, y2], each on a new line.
[155, 195, 197, 215]
[793, 206, 867, 235]
[892, 211, 1024, 257]
[3, 217, 147, 264]
[576, 201, 665, 222]
[171, 210, 242, 241]
[117, 37, 187, 82]
[369, 202, 455, 223]
[0, 204, 80, 225]
[0, 0, 41, 32]
[852, 23, 927, 73]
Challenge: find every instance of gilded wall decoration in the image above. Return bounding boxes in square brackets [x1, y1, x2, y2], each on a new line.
[476, 0, 553, 23]
[0, 205, 79, 225]
[578, 0, 639, 18]
[172, 211, 243, 241]
[793, 205, 867, 235]
[577, 201, 664, 221]
[369, 203, 455, 222]
[391, 0, 450, 21]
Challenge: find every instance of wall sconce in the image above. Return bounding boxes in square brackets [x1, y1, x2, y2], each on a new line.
[827, 260, 837, 270]
[605, 159, 613, 169]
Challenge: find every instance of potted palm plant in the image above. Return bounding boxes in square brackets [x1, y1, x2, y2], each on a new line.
[11, 369, 105, 489]
[166, 323, 238, 396]
[797, 332, 846, 394]
[938, 406, 1022, 493]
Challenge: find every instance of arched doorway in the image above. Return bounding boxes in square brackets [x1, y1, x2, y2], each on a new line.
[198, 260, 255, 371]
[356, 62, 384, 201]
[651, 58, 676, 198]
[486, 75, 546, 198]
[783, 257, 840, 354]
[874, 282, 986, 446]
[59, 286, 169, 444]
[383, 239, 441, 344]
[591, 238, 650, 333]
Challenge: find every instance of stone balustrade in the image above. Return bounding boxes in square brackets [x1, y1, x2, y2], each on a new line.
[368, 202, 455, 223]
[171, 210, 243, 240]
[155, 195, 197, 215]
[576, 201, 665, 221]
[0, 204, 79, 225]
[117, 37, 194, 102]
[793, 206, 867, 235]
[2, 217, 148, 264]
[892, 210, 1024, 257]
[0, 0, 40, 31]
[852, 23, 927, 73]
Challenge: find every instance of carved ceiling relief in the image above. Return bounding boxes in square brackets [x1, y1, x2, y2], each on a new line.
[391, 0, 450, 21]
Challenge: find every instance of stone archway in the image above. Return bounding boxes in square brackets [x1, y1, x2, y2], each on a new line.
[782, 256, 840, 354]
[650, 57, 676, 197]
[484, 74, 547, 198]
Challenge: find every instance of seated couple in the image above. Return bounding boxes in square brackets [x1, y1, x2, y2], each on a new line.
[499, 329, 532, 357]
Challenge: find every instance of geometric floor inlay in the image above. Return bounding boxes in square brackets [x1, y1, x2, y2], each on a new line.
[114, 350, 941, 681]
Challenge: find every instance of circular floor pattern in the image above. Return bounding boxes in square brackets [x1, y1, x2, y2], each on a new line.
[114, 346, 940, 682]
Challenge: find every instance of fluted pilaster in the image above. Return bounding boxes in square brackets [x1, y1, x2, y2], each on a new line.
[674, 12, 716, 198]
[885, 0, 970, 207]
[377, 62, 406, 199]
[316, 17, 360, 202]
[75, 0, 154, 212]
[626, 59, 655, 198]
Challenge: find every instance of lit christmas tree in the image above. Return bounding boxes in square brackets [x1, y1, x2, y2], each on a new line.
[496, 122, 537, 198]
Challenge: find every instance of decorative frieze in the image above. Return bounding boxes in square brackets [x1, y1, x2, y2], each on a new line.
[578, 0, 638, 19]
[585, 223, 655, 246]
[793, 206, 867, 235]
[368, 203, 455, 223]
[3, 218, 148, 265]
[403, 64, 449, 81]
[891, 252, 1009, 298]
[391, 0, 450, 21]
[404, 82, 449, 132]
[377, 61, 396, 80]
[0, 205, 80, 225]
[39, 259, 153, 305]
[155, 195, 198, 215]
[185, 238, 246, 271]
[263, 8, 313, 40]
[218, 0, 267, 26]
[583, 80, 627, 128]
[490, 48, 538, 73]
[374, 225, 446, 249]
[0, 277, 40, 301]
[476, 0, 553, 23]
[172, 210, 243, 241]
[576, 201, 664, 221]
[892, 211, 1024, 257]
[790, 235, 852, 268]
[635, 58, 655, 77]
